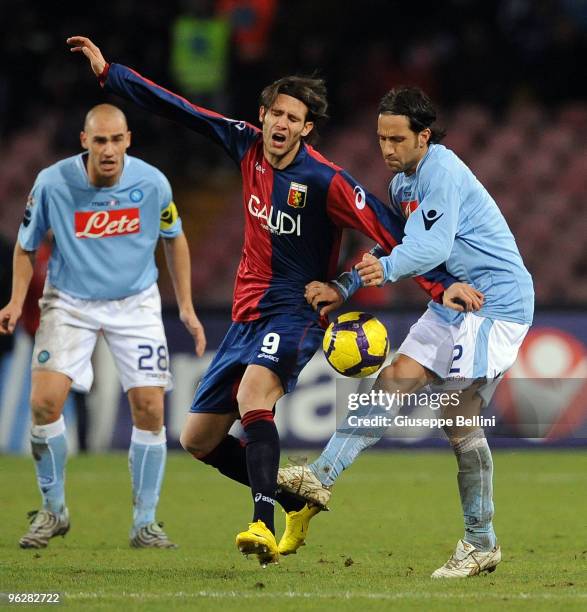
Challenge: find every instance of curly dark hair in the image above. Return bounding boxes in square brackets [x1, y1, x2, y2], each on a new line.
[378, 87, 446, 143]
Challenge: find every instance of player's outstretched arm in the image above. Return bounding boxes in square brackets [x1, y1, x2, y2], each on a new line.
[67, 36, 259, 163]
[0, 243, 36, 335]
[162, 233, 207, 357]
[66, 36, 107, 77]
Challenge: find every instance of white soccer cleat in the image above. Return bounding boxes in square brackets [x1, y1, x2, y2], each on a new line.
[277, 464, 331, 509]
[431, 539, 501, 578]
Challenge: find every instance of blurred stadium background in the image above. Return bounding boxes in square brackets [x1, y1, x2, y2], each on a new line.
[0, 0, 586, 453]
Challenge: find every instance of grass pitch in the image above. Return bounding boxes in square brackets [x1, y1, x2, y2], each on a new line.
[1, 450, 586, 610]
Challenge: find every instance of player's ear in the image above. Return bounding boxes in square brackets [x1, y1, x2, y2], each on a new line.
[419, 128, 431, 148]
[301, 121, 314, 138]
[80, 131, 88, 150]
[259, 106, 266, 124]
[126, 131, 132, 149]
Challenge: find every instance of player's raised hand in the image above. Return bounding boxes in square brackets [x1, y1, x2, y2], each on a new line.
[355, 252, 384, 286]
[0, 303, 21, 335]
[180, 310, 207, 357]
[304, 281, 343, 317]
[443, 282, 484, 312]
[66, 36, 107, 76]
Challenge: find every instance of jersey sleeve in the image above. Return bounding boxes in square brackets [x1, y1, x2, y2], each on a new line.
[103, 63, 260, 165]
[17, 177, 50, 252]
[326, 170, 456, 302]
[157, 173, 183, 238]
[379, 167, 460, 283]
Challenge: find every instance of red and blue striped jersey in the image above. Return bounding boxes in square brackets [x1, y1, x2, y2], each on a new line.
[103, 63, 457, 322]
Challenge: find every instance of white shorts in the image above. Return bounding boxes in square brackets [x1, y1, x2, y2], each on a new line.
[32, 283, 171, 393]
[397, 308, 529, 402]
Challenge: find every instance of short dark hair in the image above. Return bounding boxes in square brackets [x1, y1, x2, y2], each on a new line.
[259, 76, 329, 142]
[378, 87, 446, 143]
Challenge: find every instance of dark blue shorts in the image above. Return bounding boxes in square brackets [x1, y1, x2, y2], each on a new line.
[190, 314, 324, 414]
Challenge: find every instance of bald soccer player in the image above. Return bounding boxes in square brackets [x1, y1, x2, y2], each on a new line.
[0, 104, 206, 549]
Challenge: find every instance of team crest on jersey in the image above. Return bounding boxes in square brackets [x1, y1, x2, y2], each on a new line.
[130, 189, 143, 202]
[287, 182, 307, 209]
[400, 200, 419, 219]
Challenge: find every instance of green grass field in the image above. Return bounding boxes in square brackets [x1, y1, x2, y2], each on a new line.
[1, 450, 586, 610]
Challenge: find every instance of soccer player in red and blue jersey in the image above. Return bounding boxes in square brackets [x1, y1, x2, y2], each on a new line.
[67, 36, 480, 566]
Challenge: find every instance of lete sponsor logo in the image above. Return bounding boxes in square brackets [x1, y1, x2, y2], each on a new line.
[75, 208, 140, 238]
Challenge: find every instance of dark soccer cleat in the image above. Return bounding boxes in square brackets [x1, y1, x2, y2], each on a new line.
[130, 522, 178, 549]
[19, 509, 70, 549]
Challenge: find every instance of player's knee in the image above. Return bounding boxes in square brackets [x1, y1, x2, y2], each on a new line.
[131, 395, 164, 429]
[235, 384, 261, 413]
[30, 394, 63, 425]
[377, 360, 420, 393]
[179, 430, 211, 459]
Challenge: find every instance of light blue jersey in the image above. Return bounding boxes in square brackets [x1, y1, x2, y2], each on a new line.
[19, 154, 182, 300]
[380, 144, 534, 325]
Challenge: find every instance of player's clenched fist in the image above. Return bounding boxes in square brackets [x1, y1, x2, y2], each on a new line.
[304, 281, 343, 317]
[0, 303, 21, 335]
[355, 252, 384, 286]
[66, 36, 107, 77]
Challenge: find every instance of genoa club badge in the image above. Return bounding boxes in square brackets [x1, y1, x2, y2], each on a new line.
[287, 182, 307, 209]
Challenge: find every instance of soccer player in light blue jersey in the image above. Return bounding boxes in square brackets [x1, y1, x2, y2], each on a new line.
[278, 87, 534, 577]
[0, 104, 206, 549]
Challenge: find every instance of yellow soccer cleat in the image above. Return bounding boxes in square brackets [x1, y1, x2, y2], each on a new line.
[277, 504, 322, 556]
[235, 520, 279, 567]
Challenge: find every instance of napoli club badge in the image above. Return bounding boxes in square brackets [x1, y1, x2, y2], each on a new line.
[287, 182, 307, 209]
[130, 189, 143, 203]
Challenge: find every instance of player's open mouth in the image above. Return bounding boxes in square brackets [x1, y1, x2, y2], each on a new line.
[272, 134, 286, 146]
[100, 160, 117, 170]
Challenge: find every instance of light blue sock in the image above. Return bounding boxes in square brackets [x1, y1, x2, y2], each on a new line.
[129, 426, 167, 532]
[310, 399, 392, 486]
[30, 416, 68, 514]
[452, 430, 496, 551]
[310, 431, 382, 486]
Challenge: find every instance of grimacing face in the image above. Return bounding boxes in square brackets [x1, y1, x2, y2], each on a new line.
[80, 112, 131, 187]
[377, 113, 430, 175]
[259, 94, 314, 169]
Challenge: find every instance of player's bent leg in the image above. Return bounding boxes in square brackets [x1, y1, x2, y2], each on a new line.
[236, 365, 283, 565]
[180, 411, 238, 459]
[282, 355, 434, 497]
[20, 371, 71, 549]
[127, 386, 176, 549]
